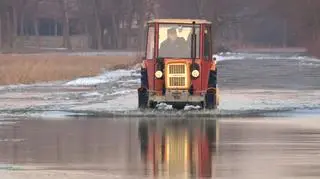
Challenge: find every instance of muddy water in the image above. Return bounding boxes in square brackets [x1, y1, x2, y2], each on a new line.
[1, 117, 320, 179]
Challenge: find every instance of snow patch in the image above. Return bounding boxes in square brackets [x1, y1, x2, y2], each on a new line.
[66, 51, 137, 57]
[213, 52, 319, 62]
[184, 105, 202, 111]
[213, 53, 245, 61]
[65, 69, 138, 86]
[156, 103, 173, 110]
[81, 92, 103, 97]
[118, 79, 140, 84]
[28, 111, 85, 119]
[108, 89, 136, 96]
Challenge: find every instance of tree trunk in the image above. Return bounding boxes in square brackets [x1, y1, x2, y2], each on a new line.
[93, 0, 102, 50]
[60, 0, 72, 50]
[137, 12, 146, 52]
[312, 6, 319, 41]
[19, 13, 24, 36]
[19, 0, 27, 36]
[6, 11, 12, 48]
[54, 18, 58, 36]
[119, 20, 125, 49]
[126, 13, 134, 49]
[84, 21, 93, 49]
[33, 1, 40, 48]
[282, 19, 287, 47]
[33, 19, 40, 48]
[124, 0, 134, 49]
[0, 15, 2, 49]
[111, 14, 119, 49]
[12, 6, 18, 49]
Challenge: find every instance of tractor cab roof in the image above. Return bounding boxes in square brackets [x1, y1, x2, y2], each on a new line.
[147, 19, 212, 25]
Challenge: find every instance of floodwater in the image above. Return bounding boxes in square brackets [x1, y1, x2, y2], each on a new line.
[0, 52, 320, 178]
[1, 117, 320, 179]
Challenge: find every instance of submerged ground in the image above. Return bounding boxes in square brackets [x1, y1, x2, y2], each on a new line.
[0, 52, 320, 178]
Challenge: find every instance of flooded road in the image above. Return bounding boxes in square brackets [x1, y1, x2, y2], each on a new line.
[1, 117, 320, 179]
[0, 53, 320, 178]
[0, 53, 319, 117]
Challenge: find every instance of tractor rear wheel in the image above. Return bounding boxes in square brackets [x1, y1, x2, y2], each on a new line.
[205, 90, 217, 109]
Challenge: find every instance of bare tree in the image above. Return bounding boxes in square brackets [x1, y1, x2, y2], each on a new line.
[0, 12, 2, 49]
[58, 0, 72, 49]
[0, 0, 320, 56]
[93, 0, 102, 50]
[0, 0, 14, 49]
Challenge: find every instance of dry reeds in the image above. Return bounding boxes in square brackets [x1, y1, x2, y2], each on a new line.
[0, 54, 136, 85]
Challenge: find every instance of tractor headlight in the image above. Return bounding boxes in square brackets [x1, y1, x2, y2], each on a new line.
[191, 70, 200, 78]
[155, 70, 163, 78]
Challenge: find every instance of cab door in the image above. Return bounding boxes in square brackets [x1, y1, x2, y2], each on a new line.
[201, 25, 213, 90]
[145, 25, 156, 90]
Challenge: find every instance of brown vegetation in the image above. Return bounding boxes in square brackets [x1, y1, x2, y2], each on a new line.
[0, 54, 135, 85]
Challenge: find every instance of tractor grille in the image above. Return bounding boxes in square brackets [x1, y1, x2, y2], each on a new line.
[166, 63, 189, 89]
[169, 77, 185, 87]
[169, 64, 185, 74]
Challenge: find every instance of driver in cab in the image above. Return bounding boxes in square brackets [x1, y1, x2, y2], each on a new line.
[159, 28, 188, 58]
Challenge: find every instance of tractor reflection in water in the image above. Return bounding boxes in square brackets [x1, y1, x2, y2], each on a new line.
[138, 119, 219, 178]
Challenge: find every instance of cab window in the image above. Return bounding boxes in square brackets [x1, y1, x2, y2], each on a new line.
[158, 24, 200, 59]
[204, 26, 212, 59]
[146, 26, 155, 59]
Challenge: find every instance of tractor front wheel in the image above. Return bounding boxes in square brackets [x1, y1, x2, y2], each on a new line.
[138, 88, 148, 109]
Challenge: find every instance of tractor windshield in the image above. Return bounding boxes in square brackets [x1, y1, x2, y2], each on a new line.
[158, 24, 200, 59]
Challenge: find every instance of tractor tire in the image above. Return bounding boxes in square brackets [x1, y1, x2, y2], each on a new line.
[205, 90, 217, 109]
[138, 88, 148, 109]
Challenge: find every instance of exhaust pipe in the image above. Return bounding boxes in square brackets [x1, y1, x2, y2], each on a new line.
[191, 21, 196, 70]
[190, 21, 200, 79]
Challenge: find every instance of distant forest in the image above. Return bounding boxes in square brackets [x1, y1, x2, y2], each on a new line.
[0, 0, 319, 56]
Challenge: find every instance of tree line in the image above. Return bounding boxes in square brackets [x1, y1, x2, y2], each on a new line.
[0, 0, 319, 55]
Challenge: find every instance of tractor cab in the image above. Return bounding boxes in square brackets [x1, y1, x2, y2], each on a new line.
[138, 19, 219, 109]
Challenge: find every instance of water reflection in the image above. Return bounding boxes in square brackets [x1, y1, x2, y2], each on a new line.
[0, 119, 138, 166]
[2, 118, 320, 178]
[138, 119, 219, 178]
[0, 118, 219, 177]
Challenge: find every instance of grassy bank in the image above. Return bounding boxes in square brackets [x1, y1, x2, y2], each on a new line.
[0, 54, 137, 85]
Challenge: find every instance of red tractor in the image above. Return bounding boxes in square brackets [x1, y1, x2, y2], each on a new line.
[138, 19, 219, 109]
